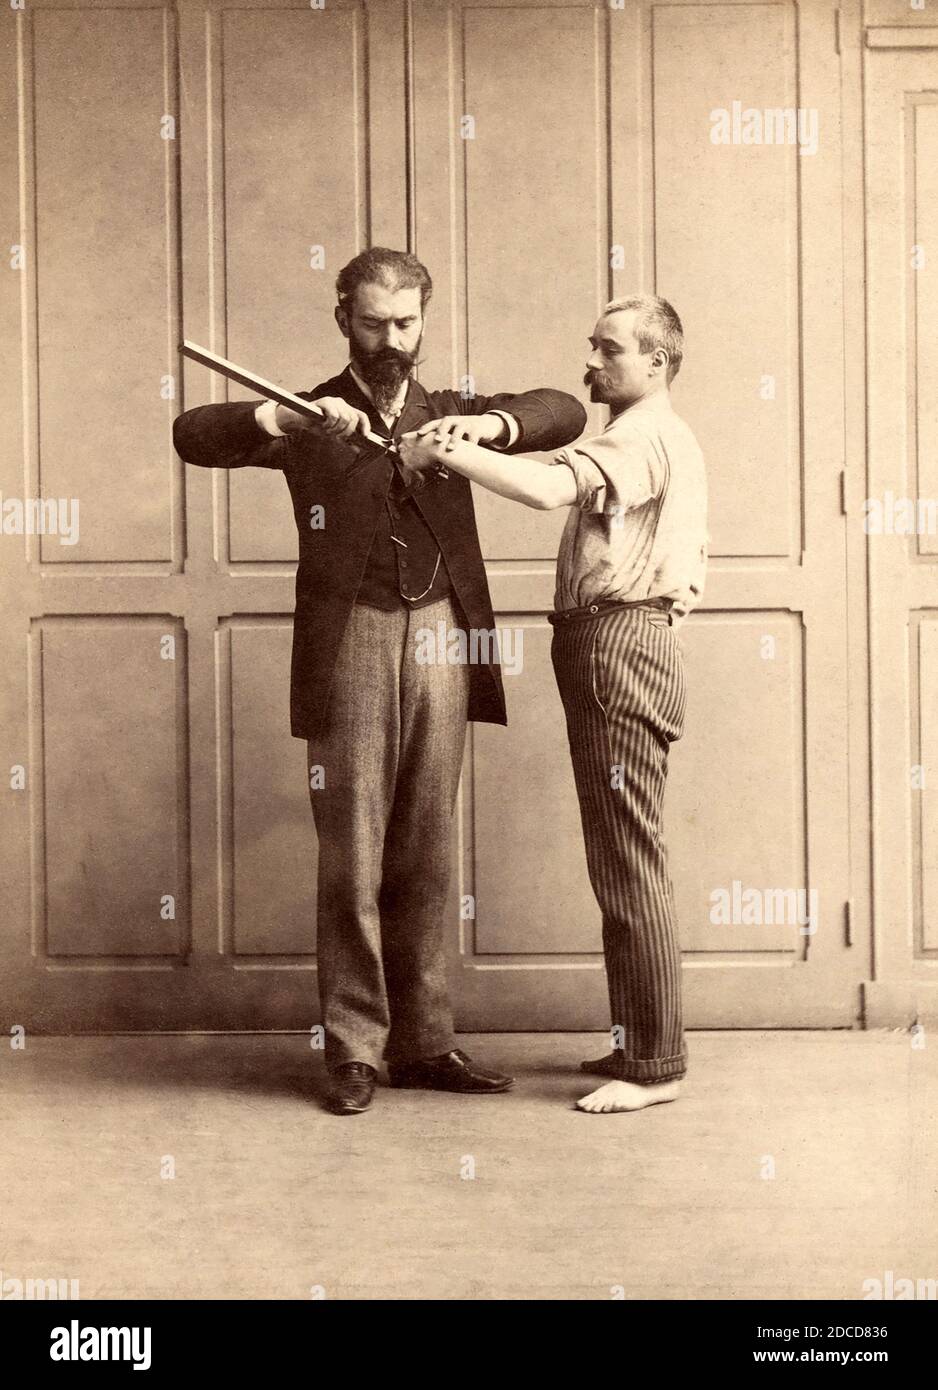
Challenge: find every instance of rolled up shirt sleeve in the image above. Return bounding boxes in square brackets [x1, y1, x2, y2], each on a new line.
[552, 429, 664, 515]
[552, 446, 607, 511]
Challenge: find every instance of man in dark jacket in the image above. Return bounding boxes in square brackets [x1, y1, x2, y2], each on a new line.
[173, 248, 586, 1114]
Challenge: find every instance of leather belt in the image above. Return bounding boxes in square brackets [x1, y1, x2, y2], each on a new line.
[548, 596, 674, 627]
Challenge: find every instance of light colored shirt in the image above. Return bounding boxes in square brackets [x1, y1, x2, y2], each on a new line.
[551, 391, 707, 623]
[255, 369, 519, 444]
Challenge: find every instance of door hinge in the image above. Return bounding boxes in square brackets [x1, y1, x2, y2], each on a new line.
[844, 898, 854, 947]
[840, 468, 847, 516]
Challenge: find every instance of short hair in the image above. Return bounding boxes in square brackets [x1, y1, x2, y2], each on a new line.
[336, 247, 433, 313]
[603, 294, 684, 382]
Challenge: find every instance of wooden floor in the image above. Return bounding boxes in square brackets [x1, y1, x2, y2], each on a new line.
[1, 1031, 934, 1301]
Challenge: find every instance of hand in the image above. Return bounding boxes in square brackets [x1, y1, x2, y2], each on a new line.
[397, 432, 448, 474]
[411, 412, 508, 452]
[275, 396, 371, 440]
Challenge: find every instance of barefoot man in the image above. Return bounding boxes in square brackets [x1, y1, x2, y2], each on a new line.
[399, 295, 707, 1114]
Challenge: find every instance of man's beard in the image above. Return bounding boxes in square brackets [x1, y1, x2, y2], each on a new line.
[352, 330, 422, 415]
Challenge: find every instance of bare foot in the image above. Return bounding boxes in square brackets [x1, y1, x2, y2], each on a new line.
[576, 1078, 682, 1113]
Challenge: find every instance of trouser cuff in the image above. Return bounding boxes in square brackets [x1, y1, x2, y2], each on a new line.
[383, 1030, 458, 1065]
[613, 1051, 687, 1084]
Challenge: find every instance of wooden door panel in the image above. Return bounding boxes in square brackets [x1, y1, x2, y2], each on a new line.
[651, 2, 800, 559]
[471, 621, 596, 956]
[460, 1, 607, 562]
[670, 613, 806, 956]
[35, 617, 188, 959]
[225, 619, 317, 957]
[912, 103, 938, 560]
[30, 6, 180, 566]
[222, 4, 372, 565]
[916, 619, 938, 954]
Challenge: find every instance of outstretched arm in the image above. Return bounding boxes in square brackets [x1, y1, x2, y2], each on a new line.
[173, 396, 372, 470]
[398, 432, 578, 511]
[421, 387, 588, 454]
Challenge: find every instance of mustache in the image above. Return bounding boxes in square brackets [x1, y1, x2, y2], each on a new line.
[360, 345, 418, 369]
[353, 338, 422, 376]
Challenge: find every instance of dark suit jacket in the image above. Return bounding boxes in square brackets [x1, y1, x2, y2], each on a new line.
[173, 367, 587, 739]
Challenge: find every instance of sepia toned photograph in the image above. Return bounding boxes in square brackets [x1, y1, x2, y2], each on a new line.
[1, 0, 936, 1348]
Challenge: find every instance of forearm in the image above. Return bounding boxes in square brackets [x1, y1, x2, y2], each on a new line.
[173, 401, 289, 470]
[437, 440, 577, 510]
[494, 389, 588, 453]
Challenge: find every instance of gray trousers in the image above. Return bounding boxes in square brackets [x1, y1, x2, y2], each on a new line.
[551, 605, 688, 1083]
[307, 596, 469, 1070]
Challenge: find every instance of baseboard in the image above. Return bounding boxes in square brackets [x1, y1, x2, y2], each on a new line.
[862, 980, 938, 1027]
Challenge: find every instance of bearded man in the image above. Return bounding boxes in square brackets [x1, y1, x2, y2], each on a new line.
[173, 248, 587, 1114]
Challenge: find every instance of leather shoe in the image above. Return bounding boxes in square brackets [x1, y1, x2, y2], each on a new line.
[388, 1048, 513, 1094]
[325, 1061, 376, 1115]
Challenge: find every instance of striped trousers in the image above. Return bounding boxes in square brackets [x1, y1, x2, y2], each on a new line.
[550, 604, 688, 1083]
